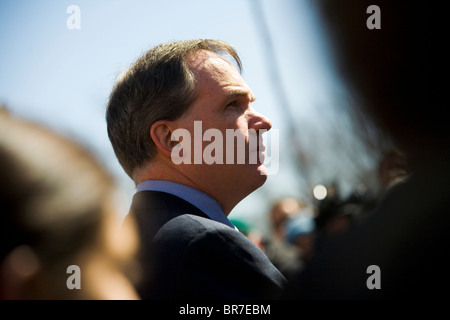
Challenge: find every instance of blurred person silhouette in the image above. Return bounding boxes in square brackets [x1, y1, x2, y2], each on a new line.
[229, 216, 265, 251]
[283, 0, 448, 299]
[312, 192, 367, 259]
[106, 39, 286, 299]
[285, 213, 316, 271]
[313, 182, 373, 240]
[312, 183, 350, 237]
[264, 198, 309, 278]
[377, 148, 409, 192]
[0, 107, 140, 300]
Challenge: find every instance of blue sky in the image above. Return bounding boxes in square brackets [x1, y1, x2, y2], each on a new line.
[0, 0, 380, 236]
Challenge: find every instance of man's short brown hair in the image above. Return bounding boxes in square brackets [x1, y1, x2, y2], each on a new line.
[106, 39, 242, 180]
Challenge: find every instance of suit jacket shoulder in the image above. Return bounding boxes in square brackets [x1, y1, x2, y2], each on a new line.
[127, 191, 286, 300]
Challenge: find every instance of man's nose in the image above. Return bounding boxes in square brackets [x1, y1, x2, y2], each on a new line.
[248, 110, 272, 132]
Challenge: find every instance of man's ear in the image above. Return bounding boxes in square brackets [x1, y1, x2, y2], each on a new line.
[150, 120, 178, 158]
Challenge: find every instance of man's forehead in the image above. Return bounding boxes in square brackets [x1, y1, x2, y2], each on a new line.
[187, 50, 250, 94]
[188, 49, 234, 68]
[188, 50, 240, 80]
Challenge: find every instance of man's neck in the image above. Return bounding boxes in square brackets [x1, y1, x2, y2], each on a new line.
[135, 161, 235, 215]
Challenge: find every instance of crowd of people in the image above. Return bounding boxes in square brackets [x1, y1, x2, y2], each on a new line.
[240, 146, 410, 282]
[1, 0, 445, 300]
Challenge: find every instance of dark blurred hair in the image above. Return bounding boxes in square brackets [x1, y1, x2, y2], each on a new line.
[0, 110, 116, 298]
[316, 1, 441, 157]
[106, 39, 242, 180]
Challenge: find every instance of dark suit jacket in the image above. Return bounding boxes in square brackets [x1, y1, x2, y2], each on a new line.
[125, 190, 286, 300]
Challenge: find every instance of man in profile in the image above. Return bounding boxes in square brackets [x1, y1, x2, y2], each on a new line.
[106, 39, 286, 299]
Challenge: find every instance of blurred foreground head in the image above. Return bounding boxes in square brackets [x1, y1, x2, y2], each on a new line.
[0, 108, 139, 299]
[317, 0, 443, 161]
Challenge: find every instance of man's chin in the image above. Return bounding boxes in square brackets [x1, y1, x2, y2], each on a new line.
[257, 163, 269, 178]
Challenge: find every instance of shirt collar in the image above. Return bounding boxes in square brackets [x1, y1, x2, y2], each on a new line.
[136, 180, 236, 229]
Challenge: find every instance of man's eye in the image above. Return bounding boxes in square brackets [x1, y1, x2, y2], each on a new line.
[226, 100, 238, 108]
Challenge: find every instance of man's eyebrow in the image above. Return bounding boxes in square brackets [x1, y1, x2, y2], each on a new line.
[225, 89, 256, 102]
